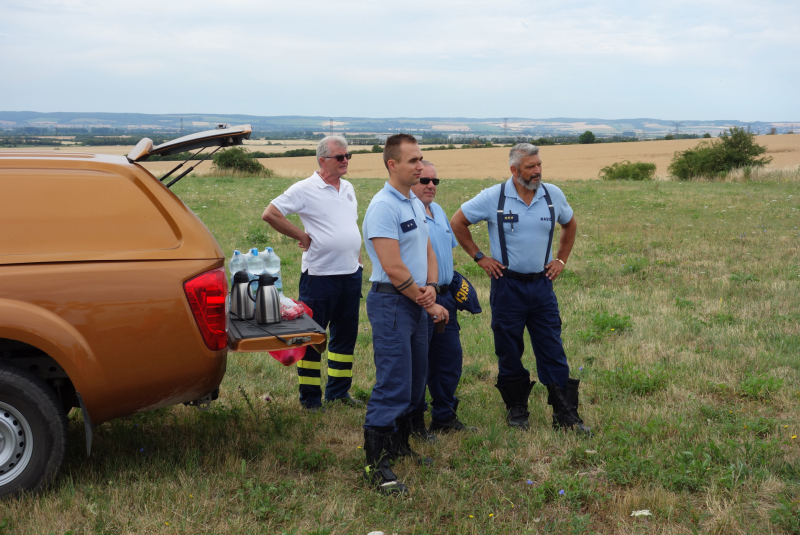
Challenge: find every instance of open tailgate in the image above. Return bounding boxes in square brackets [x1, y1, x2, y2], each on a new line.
[228, 313, 327, 354]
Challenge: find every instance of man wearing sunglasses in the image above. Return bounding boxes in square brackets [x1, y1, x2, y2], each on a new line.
[263, 135, 363, 410]
[450, 143, 591, 435]
[407, 161, 477, 440]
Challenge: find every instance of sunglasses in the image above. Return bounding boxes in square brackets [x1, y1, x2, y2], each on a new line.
[419, 177, 440, 185]
[323, 153, 353, 162]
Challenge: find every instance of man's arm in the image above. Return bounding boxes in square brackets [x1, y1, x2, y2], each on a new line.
[450, 208, 505, 279]
[262, 204, 311, 251]
[414, 239, 437, 308]
[545, 216, 577, 281]
[372, 238, 448, 323]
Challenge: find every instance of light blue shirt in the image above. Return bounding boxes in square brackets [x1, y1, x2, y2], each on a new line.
[426, 201, 457, 286]
[460, 178, 573, 274]
[363, 182, 430, 285]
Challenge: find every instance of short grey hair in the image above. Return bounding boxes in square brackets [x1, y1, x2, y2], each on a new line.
[317, 136, 348, 160]
[421, 159, 436, 171]
[509, 143, 540, 169]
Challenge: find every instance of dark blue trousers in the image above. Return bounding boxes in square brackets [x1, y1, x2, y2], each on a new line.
[413, 292, 463, 422]
[296, 267, 362, 407]
[364, 291, 428, 431]
[490, 276, 570, 389]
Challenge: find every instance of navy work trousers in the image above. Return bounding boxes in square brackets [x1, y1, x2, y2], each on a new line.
[364, 291, 428, 431]
[490, 276, 570, 389]
[297, 267, 362, 407]
[413, 292, 463, 422]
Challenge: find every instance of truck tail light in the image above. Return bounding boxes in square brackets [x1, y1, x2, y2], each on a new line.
[184, 267, 228, 351]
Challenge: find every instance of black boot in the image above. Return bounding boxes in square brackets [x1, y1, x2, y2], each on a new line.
[546, 380, 592, 436]
[495, 376, 536, 430]
[409, 408, 437, 443]
[564, 378, 593, 436]
[390, 416, 433, 466]
[364, 429, 408, 495]
[429, 400, 478, 434]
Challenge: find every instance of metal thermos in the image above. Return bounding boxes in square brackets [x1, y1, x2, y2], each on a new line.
[230, 270, 255, 320]
[251, 273, 281, 325]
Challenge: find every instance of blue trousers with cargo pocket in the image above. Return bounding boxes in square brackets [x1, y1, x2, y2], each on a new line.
[296, 267, 362, 407]
[363, 291, 428, 431]
[490, 276, 570, 389]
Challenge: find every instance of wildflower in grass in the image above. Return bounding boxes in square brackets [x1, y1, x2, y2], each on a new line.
[469, 515, 474, 518]
[579, 366, 584, 371]
[793, 436, 797, 440]
[526, 480, 533, 485]
[559, 489, 565, 495]
[489, 513, 494, 517]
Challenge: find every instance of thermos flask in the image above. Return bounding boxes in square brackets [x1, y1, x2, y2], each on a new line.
[250, 273, 281, 324]
[230, 270, 255, 320]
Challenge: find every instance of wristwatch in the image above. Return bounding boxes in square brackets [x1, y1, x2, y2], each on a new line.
[474, 251, 484, 262]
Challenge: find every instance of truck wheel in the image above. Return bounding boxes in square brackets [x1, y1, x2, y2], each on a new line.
[0, 366, 67, 498]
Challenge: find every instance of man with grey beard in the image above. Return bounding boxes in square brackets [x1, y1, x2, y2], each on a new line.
[450, 143, 591, 435]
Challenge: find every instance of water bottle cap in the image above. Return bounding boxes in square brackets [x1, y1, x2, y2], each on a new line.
[233, 250, 241, 255]
[267, 247, 273, 252]
[250, 248, 258, 255]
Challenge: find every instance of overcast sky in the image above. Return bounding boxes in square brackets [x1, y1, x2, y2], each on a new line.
[1, 0, 798, 121]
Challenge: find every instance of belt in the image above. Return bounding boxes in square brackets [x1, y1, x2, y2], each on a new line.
[503, 269, 545, 282]
[371, 282, 450, 295]
[371, 282, 401, 294]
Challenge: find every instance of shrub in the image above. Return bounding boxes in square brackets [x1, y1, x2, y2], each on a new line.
[599, 160, 657, 181]
[212, 147, 271, 175]
[668, 127, 772, 180]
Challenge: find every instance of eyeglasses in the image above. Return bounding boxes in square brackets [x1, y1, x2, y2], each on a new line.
[323, 153, 353, 162]
[419, 177, 440, 185]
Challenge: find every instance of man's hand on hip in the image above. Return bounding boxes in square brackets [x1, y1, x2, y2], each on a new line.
[478, 256, 505, 279]
[298, 233, 312, 251]
[545, 259, 565, 281]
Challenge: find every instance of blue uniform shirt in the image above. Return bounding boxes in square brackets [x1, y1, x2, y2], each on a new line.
[363, 182, 430, 285]
[460, 178, 573, 273]
[426, 201, 457, 286]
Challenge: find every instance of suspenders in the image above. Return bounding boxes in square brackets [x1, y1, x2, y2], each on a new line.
[496, 182, 556, 272]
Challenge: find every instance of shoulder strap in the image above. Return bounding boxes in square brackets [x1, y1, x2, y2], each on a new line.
[496, 182, 508, 267]
[541, 185, 556, 271]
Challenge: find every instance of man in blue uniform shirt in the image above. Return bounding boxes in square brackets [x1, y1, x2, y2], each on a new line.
[408, 160, 477, 439]
[361, 134, 449, 494]
[450, 143, 591, 434]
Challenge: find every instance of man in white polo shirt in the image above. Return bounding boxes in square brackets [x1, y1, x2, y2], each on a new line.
[262, 135, 364, 410]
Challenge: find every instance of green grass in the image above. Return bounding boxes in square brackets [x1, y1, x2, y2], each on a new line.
[6, 174, 800, 534]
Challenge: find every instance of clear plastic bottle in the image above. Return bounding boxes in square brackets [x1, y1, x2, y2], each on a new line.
[228, 250, 247, 287]
[261, 247, 283, 294]
[246, 248, 267, 282]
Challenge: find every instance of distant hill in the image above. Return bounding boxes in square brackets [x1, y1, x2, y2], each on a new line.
[1, 111, 796, 136]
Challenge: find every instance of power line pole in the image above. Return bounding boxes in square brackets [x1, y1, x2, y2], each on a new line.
[671, 121, 683, 138]
[503, 118, 508, 138]
[329, 119, 333, 137]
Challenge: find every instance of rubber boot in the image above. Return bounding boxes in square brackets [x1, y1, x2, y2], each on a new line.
[363, 429, 408, 495]
[409, 407, 437, 443]
[564, 378, 593, 436]
[546, 381, 593, 436]
[430, 400, 478, 433]
[495, 376, 536, 430]
[390, 416, 433, 466]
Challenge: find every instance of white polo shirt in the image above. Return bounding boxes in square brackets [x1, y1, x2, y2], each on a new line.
[270, 172, 362, 276]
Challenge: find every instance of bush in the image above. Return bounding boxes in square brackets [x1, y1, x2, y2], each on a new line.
[599, 160, 657, 181]
[212, 147, 271, 175]
[578, 131, 596, 144]
[668, 127, 772, 180]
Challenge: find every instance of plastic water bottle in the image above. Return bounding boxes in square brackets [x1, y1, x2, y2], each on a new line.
[261, 247, 283, 294]
[246, 248, 267, 282]
[228, 250, 246, 287]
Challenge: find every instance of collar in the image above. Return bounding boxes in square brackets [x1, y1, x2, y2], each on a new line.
[383, 181, 417, 202]
[314, 171, 345, 190]
[504, 177, 544, 204]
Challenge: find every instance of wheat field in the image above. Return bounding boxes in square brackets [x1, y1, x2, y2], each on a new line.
[3, 134, 800, 180]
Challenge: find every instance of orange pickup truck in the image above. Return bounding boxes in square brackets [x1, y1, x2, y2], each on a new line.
[0, 125, 324, 497]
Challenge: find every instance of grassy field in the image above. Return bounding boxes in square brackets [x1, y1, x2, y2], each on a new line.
[4, 170, 800, 534]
